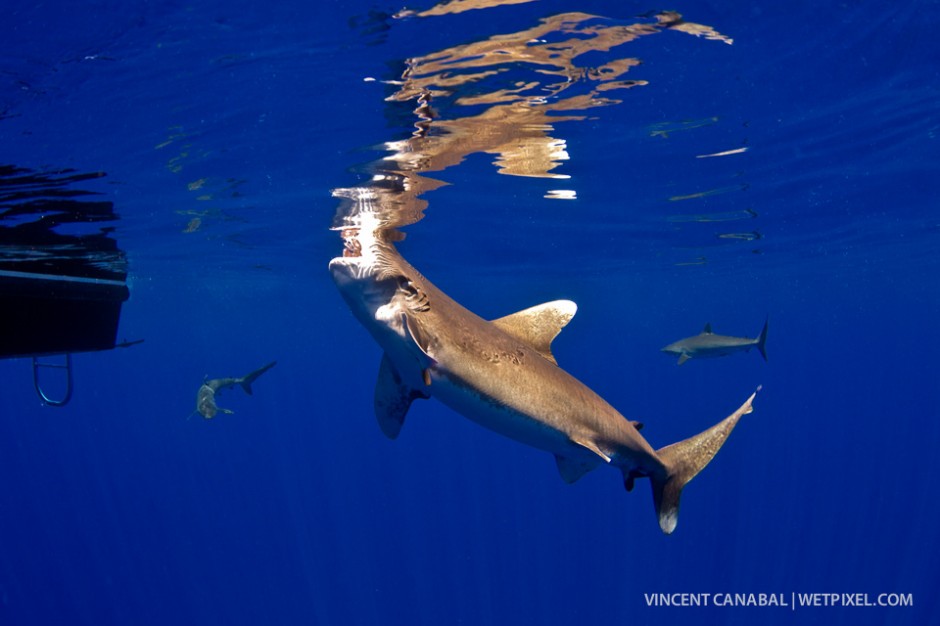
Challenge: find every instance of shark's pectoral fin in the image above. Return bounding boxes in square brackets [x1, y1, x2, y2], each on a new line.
[677, 354, 690, 365]
[490, 300, 577, 365]
[374, 354, 429, 440]
[554, 454, 599, 484]
[572, 437, 612, 463]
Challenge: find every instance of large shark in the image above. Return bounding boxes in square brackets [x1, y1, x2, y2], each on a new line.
[662, 320, 769, 365]
[195, 361, 277, 419]
[330, 242, 759, 534]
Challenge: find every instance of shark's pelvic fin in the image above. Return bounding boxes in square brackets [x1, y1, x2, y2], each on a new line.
[556, 437, 610, 483]
[490, 300, 577, 365]
[374, 354, 429, 439]
[573, 436, 612, 463]
[554, 454, 601, 484]
[649, 387, 760, 534]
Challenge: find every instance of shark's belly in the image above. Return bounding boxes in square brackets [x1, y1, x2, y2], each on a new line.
[427, 369, 588, 458]
[694, 346, 748, 358]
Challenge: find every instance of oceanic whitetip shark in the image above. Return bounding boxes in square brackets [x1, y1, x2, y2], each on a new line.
[195, 361, 277, 419]
[330, 240, 759, 534]
[662, 320, 769, 365]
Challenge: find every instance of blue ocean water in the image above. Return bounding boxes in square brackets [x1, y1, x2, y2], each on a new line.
[1, 1, 938, 624]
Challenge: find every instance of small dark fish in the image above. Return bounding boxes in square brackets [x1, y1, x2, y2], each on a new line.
[196, 361, 276, 419]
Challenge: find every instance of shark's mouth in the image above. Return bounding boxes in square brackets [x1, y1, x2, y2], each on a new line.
[329, 244, 409, 288]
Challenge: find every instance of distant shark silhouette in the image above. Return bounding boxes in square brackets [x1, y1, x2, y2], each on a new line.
[331, 244, 759, 534]
[195, 361, 277, 419]
[662, 320, 768, 365]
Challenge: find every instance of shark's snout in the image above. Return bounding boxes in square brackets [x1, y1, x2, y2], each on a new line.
[330, 255, 405, 322]
[328, 256, 361, 285]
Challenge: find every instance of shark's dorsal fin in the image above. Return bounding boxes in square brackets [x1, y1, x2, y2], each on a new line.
[490, 300, 577, 365]
[374, 354, 429, 440]
[703, 322, 713, 334]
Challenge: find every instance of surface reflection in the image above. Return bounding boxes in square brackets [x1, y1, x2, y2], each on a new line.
[396, 0, 539, 18]
[0, 164, 131, 404]
[0, 165, 126, 285]
[334, 8, 731, 236]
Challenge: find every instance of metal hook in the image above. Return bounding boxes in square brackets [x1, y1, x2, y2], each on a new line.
[32, 353, 74, 407]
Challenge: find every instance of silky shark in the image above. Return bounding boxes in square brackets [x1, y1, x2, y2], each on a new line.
[330, 240, 759, 534]
[662, 320, 769, 365]
[195, 361, 277, 419]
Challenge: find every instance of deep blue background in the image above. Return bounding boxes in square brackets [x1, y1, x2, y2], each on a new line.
[2, 1, 939, 624]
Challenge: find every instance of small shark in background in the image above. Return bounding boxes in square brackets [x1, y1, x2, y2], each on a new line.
[195, 361, 277, 419]
[662, 320, 768, 365]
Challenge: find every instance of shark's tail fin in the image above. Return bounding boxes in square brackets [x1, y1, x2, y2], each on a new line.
[756, 318, 769, 362]
[240, 361, 277, 395]
[649, 388, 759, 534]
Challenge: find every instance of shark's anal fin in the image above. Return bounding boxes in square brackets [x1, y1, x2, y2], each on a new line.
[490, 300, 577, 365]
[374, 354, 429, 439]
[624, 469, 645, 492]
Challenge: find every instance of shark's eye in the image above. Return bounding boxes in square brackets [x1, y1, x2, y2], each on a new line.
[396, 276, 416, 293]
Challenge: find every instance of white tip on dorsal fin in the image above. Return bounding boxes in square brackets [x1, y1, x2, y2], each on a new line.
[490, 300, 577, 365]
